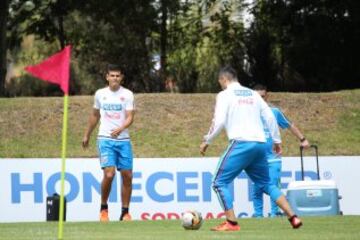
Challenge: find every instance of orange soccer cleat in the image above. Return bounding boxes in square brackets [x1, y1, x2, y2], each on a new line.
[100, 209, 109, 222]
[120, 213, 132, 221]
[211, 221, 241, 232]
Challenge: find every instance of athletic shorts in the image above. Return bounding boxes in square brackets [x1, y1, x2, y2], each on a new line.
[97, 139, 133, 170]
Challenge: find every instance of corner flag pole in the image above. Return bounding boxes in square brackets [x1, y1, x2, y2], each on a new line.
[24, 45, 71, 240]
[58, 93, 69, 240]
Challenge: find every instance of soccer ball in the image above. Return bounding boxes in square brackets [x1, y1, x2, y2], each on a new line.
[181, 210, 203, 230]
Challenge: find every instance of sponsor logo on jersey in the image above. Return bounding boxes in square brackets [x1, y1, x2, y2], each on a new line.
[234, 90, 252, 96]
[238, 98, 254, 105]
[102, 103, 122, 111]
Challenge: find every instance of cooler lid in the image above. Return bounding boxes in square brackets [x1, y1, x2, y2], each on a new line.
[288, 180, 337, 190]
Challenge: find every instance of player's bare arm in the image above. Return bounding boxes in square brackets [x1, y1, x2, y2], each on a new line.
[289, 123, 310, 148]
[82, 109, 100, 148]
[110, 110, 135, 138]
[199, 142, 209, 156]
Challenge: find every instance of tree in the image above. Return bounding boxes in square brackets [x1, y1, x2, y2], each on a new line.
[71, 0, 158, 92]
[245, 0, 282, 90]
[8, 0, 71, 50]
[167, 0, 247, 92]
[283, 0, 360, 90]
[0, 0, 10, 96]
[248, 0, 360, 91]
[7, 0, 160, 94]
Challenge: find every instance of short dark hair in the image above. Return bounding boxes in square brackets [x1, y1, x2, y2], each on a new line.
[106, 64, 124, 74]
[253, 83, 267, 91]
[218, 65, 238, 81]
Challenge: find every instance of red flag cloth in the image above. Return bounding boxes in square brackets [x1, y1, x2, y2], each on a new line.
[25, 45, 71, 94]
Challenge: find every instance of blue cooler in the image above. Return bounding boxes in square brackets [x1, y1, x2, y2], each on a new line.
[287, 180, 340, 216]
[286, 145, 341, 216]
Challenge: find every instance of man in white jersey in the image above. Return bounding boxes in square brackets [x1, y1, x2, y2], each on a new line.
[82, 64, 135, 222]
[200, 66, 302, 231]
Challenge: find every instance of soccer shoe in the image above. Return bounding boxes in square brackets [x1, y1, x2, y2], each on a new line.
[211, 221, 240, 231]
[100, 209, 109, 222]
[120, 213, 132, 221]
[289, 215, 302, 229]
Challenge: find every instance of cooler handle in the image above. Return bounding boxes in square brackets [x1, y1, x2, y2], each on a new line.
[300, 145, 319, 181]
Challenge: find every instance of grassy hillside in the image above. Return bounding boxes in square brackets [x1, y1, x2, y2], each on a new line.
[0, 90, 359, 158]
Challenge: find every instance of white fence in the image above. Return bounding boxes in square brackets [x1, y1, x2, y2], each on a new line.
[1, 156, 359, 222]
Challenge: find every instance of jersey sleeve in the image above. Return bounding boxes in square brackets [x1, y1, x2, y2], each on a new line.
[125, 92, 135, 111]
[93, 90, 101, 109]
[257, 93, 281, 144]
[203, 92, 228, 144]
[272, 108, 291, 129]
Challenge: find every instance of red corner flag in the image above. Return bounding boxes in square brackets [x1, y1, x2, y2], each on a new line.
[25, 45, 71, 94]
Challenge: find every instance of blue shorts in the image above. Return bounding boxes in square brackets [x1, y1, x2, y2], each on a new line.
[97, 139, 133, 170]
[212, 140, 283, 211]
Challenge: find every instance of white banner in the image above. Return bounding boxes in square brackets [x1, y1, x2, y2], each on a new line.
[0, 156, 359, 222]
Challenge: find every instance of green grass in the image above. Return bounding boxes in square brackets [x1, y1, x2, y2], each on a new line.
[0, 90, 359, 158]
[0, 216, 359, 240]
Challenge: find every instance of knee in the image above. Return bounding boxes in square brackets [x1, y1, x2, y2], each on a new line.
[266, 184, 283, 201]
[104, 169, 116, 179]
[211, 181, 218, 192]
[267, 184, 278, 194]
[212, 179, 223, 192]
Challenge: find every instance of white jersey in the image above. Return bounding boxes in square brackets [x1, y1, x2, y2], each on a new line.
[94, 86, 134, 140]
[204, 82, 281, 144]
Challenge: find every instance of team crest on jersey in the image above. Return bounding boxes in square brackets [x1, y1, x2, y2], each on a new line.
[120, 96, 125, 101]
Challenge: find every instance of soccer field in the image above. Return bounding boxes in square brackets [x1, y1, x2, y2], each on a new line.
[0, 216, 359, 240]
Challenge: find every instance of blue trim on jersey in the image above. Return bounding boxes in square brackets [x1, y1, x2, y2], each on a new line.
[271, 107, 291, 129]
[262, 107, 291, 162]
